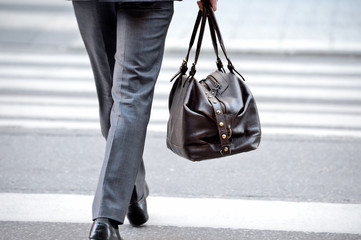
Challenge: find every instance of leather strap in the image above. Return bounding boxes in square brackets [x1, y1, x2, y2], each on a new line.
[172, 1, 245, 82]
[204, 4, 231, 64]
[203, 89, 231, 155]
[182, 6, 208, 84]
[205, 3, 246, 81]
[191, 7, 208, 74]
[171, 9, 208, 82]
[185, 10, 203, 64]
[170, 10, 203, 82]
[208, 16, 225, 72]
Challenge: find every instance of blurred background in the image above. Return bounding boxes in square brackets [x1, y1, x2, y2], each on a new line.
[0, 0, 361, 239]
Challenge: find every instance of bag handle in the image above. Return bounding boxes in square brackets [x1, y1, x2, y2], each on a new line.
[208, 11, 225, 73]
[190, 2, 224, 73]
[187, 6, 208, 80]
[170, 1, 245, 82]
[170, 10, 203, 82]
[185, 10, 203, 65]
[205, 3, 246, 81]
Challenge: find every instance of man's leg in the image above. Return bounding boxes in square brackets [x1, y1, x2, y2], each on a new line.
[92, 2, 174, 224]
[72, 1, 117, 139]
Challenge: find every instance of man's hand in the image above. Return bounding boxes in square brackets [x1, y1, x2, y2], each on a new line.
[197, 0, 217, 11]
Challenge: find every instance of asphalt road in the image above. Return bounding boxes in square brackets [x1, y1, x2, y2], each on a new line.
[1, 129, 361, 204]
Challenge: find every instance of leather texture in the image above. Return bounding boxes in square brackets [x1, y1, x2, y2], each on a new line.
[89, 218, 123, 240]
[167, 3, 261, 161]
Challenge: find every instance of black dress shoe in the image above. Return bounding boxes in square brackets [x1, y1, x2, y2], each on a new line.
[89, 218, 123, 240]
[127, 185, 149, 226]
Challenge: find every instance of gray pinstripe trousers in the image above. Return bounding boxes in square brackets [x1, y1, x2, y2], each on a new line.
[73, 1, 173, 223]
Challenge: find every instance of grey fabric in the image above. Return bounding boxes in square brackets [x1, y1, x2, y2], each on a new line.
[73, 1, 174, 223]
[73, 2, 116, 138]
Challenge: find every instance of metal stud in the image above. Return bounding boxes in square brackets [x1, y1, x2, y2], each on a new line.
[219, 122, 224, 127]
[222, 134, 227, 139]
[213, 101, 217, 104]
[224, 147, 229, 152]
[216, 110, 221, 115]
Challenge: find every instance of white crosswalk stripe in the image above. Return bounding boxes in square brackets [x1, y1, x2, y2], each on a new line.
[1, 193, 361, 235]
[1, 51, 361, 138]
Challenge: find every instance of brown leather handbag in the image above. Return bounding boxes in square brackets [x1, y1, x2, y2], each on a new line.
[167, 3, 261, 161]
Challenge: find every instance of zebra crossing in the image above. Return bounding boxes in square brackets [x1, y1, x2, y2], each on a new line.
[1, 193, 361, 235]
[1, 50, 361, 138]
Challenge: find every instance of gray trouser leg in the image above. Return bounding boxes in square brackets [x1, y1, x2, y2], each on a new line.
[73, 1, 174, 224]
[73, 1, 116, 139]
